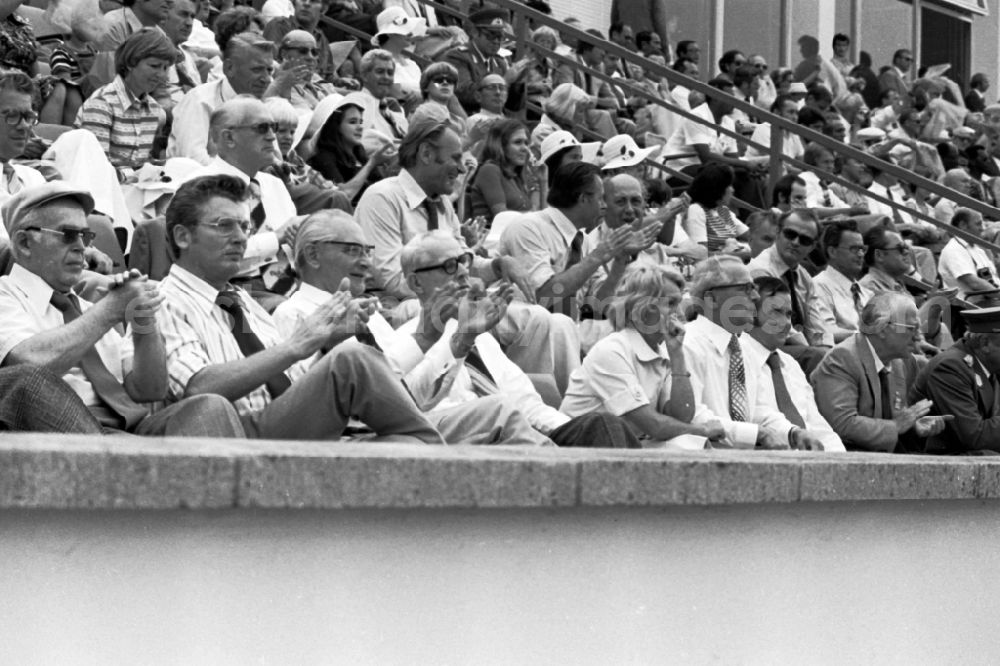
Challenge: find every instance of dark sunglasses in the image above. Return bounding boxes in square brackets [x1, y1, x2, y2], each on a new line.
[228, 122, 278, 136]
[431, 76, 456, 85]
[781, 227, 816, 247]
[24, 226, 96, 246]
[413, 252, 474, 274]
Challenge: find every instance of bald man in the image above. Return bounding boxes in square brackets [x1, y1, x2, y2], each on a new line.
[272, 29, 336, 111]
[187, 96, 300, 307]
[168, 33, 276, 164]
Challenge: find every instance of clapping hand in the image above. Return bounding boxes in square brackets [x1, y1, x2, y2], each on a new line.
[460, 215, 489, 253]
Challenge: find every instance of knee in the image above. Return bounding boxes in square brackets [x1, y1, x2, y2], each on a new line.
[176, 393, 238, 418]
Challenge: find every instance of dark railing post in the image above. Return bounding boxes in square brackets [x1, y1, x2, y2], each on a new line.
[767, 126, 784, 207]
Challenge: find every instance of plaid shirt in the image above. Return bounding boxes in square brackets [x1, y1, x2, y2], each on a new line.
[75, 75, 165, 171]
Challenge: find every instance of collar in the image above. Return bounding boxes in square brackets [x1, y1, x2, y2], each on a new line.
[865, 335, 886, 373]
[168, 263, 232, 317]
[398, 168, 431, 211]
[865, 266, 904, 292]
[206, 156, 253, 183]
[6, 263, 57, 315]
[622, 326, 670, 363]
[764, 244, 794, 275]
[112, 75, 152, 111]
[218, 77, 237, 104]
[742, 333, 775, 368]
[545, 207, 581, 247]
[123, 7, 143, 29]
[692, 314, 737, 356]
[822, 264, 855, 289]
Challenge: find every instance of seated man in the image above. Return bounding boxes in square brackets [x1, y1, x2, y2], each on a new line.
[157, 173, 443, 442]
[188, 96, 301, 305]
[356, 117, 580, 393]
[811, 292, 949, 452]
[938, 208, 999, 300]
[744, 276, 844, 451]
[912, 306, 1000, 454]
[352, 49, 410, 153]
[812, 219, 872, 343]
[263, 0, 336, 81]
[466, 74, 509, 145]
[0, 182, 245, 436]
[683, 255, 825, 450]
[269, 30, 337, 112]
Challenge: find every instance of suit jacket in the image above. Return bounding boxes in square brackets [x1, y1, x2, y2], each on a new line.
[965, 89, 987, 113]
[911, 341, 1000, 454]
[878, 68, 909, 99]
[810, 333, 918, 452]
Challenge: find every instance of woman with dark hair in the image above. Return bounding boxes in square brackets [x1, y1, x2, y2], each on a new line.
[683, 163, 750, 257]
[305, 93, 395, 203]
[469, 118, 538, 221]
[75, 27, 176, 177]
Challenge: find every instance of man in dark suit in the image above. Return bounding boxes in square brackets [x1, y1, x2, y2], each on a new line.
[911, 307, 1000, 454]
[442, 8, 526, 114]
[964, 73, 989, 113]
[810, 292, 948, 452]
[878, 49, 912, 101]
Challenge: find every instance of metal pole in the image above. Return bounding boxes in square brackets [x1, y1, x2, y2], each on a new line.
[912, 0, 922, 75]
[779, 0, 792, 68]
[850, 0, 861, 64]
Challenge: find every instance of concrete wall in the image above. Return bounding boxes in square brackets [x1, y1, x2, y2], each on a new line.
[6, 501, 1000, 665]
[970, 0, 1000, 94]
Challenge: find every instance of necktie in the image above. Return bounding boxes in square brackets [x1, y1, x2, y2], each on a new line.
[785, 269, 803, 328]
[990, 374, 1000, 417]
[3, 162, 22, 195]
[175, 59, 197, 91]
[379, 98, 405, 139]
[851, 282, 863, 312]
[215, 289, 291, 399]
[728, 334, 748, 422]
[49, 291, 147, 429]
[248, 179, 265, 231]
[553, 230, 585, 318]
[465, 348, 498, 397]
[822, 184, 832, 207]
[766, 351, 805, 428]
[423, 197, 439, 231]
[565, 230, 584, 270]
[879, 367, 894, 420]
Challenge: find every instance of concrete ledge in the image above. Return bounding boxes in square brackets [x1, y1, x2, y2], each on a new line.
[2, 434, 1000, 509]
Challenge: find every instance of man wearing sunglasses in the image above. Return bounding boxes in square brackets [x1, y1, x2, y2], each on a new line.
[270, 30, 336, 111]
[157, 174, 443, 442]
[0, 182, 246, 437]
[443, 8, 526, 114]
[188, 97, 300, 306]
[264, 0, 335, 81]
[749, 210, 834, 360]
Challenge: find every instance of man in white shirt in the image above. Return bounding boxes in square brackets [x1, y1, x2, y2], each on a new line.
[683, 255, 823, 450]
[160, 0, 204, 108]
[746, 276, 843, 451]
[939, 208, 1000, 299]
[168, 33, 276, 164]
[813, 219, 872, 343]
[353, 49, 410, 154]
[186, 97, 301, 305]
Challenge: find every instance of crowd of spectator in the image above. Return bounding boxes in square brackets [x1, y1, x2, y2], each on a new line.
[0, 0, 999, 454]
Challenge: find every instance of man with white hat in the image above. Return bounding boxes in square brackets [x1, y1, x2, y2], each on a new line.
[0, 181, 246, 436]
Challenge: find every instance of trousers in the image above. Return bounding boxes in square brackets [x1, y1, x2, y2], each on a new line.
[429, 395, 554, 446]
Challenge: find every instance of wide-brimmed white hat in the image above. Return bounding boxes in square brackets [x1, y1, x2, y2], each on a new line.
[598, 134, 656, 170]
[302, 92, 368, 157]
[371, 6, 426, 46]
[538, 130, 600, 166]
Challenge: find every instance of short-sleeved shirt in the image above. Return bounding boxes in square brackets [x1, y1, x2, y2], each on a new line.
[660, 103, 737, 171]
[469, 160, 533, 219]
[75, 75, 165, 171]
[167, 78, 238, 165]
[939, 237, 999, 298]
[498, 206, 579, 297]
[561, 327, 673, 418]
[0, 264, 132, 407]
[158, 264, 303, 415]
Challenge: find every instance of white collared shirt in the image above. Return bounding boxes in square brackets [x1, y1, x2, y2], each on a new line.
[373, 309, 570, 434]
[813, 265, 871, 339]
[742, 334, 845, 451]
[0, 264, 131, 407]
[939, 236, 999, 299]
[159, 264, 301, 415]
[748, 245, 833, 346]
[498, 206, 580, 298]
[683, 315, 795, 448]
[167, 78, 238, 165]
[354, 87, 410, 154]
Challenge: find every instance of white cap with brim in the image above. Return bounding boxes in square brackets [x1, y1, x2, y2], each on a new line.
[538, 130, 580, 165]
[855, 127, 886, 142]
[788, 82, 808, 95]
[2, 181, 94, 236]
[599, 134, 657, 170]
[371, 6, 426, 46]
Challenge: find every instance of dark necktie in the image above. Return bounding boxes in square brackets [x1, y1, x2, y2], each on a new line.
[565, 230, 584, 270]
[990, 374, 1000, 417]
[851, 282, 863, 312]
[215, 289, 291, 399]
[766, 351, 805, 428]
[379, 98, 405, 139]
[423, 197, 439, 231]
[553, 230, 584, 318]
[49, 291, 147, 429]
[464, 347, 498, 397]
[249, 179, 265, 231]
[728, 334, 748, 422]
[879, 367, 894, 420]
[785, 269, 803, 328]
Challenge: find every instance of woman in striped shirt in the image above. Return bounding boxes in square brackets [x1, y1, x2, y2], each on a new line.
[682, 163, 751, 259]
[75, 28, 174, 180]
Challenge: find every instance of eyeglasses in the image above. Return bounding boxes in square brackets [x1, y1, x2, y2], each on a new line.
[880, 244, 910, 255]
[413, 252, 474, 274]
[0, 109, 37, 127]
[199, 217, 251, 235]
[317, 240, 374, 258]
[707, 281, 756, 295]
[781, 227, 816, 247]
[838, 244, 867, 254]
[479, 83, 508, 93]
[888, 322, 919, 332]
[431, 76, 456, 86]
[24, 226, 96, 246]
[285, 45, 320, 57]
[227, 122, 278, 136]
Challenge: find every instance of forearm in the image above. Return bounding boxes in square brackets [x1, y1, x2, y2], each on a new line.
[959, 274, 996, 292]
[593, 256, 629, 301]
[184, 342, 302, 401]
[4, 304, 116, 374]
[536, 253, 605, 301]
[662, 356, 695, 422]
[624, 405, 703, 441]
[337, 160, 377, 201]
[123, 328, 168, 402]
